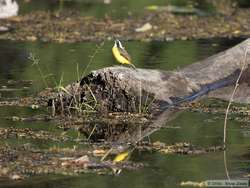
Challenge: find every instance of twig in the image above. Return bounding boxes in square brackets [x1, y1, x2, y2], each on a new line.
[28, 53, 48, 88]
[87, 124, 97, 141]
[138, 80, 142, 114]
[223, 47, 249, 147]
[81, 41, 105, 78]
[223, 150, 231, 186]
[223, 46, 249, 182]
[101, 148, 113, 162]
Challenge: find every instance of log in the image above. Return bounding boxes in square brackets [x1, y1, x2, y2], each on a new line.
[50, 39, 250, 143]
[52, 38, 250, 112]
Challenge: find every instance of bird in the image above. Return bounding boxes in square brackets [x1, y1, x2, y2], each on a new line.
[112, 39, 136, 69]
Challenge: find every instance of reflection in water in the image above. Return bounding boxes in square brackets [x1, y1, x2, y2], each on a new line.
[0, 0, 18, 19]
[0, 41, 27, 80]
[238, 0, 250, 8]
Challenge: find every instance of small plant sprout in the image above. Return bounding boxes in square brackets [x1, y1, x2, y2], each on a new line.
[28, 52, 49, 88]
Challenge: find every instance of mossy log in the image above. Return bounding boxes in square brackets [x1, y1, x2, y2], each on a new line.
[50, 39, 250, 143]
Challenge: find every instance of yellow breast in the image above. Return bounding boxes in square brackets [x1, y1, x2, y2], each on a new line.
[112, 47, 131, 65]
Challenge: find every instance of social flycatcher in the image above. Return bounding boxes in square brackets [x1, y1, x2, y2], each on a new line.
[112, 39, 136, 69]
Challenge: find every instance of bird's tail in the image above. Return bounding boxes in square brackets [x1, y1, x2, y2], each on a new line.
[129, 63, 137, 70]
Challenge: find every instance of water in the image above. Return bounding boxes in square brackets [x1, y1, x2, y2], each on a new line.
[0, 38, 245, 93]
[16, 0, 250, 19]
[0, 37, 249, 187]
[18, 0, 215, 19]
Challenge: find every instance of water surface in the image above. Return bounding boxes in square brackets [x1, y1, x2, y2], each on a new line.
[18, 0, 215, 19]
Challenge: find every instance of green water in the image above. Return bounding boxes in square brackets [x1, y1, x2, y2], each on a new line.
[0, 38, 244, 94]
[18, 0, 214, 19]
[17, 0, 250, 19]
[0, 38, 249, 187]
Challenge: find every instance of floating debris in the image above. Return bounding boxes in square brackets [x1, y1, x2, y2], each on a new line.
[0, 26, 10, 33]
[61, 155, 90, 168]
[135, 23, 152, 32]
[0, 127, 71, 142]
[92, 149, 107, 157]
[6, 115, 53, 122]
[145, 5, 209, 16]
[0, 145, 144, 179]
[9, 174, 24, 180]
[138, 141, 224, 155]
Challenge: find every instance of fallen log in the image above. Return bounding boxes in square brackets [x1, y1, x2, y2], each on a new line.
[49, 38, 250, 143]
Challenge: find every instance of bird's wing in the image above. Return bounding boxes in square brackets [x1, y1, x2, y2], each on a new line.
[119, 47, 131, 62]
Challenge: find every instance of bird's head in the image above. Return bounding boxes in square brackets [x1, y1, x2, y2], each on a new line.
[114, 39, 123, 49]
